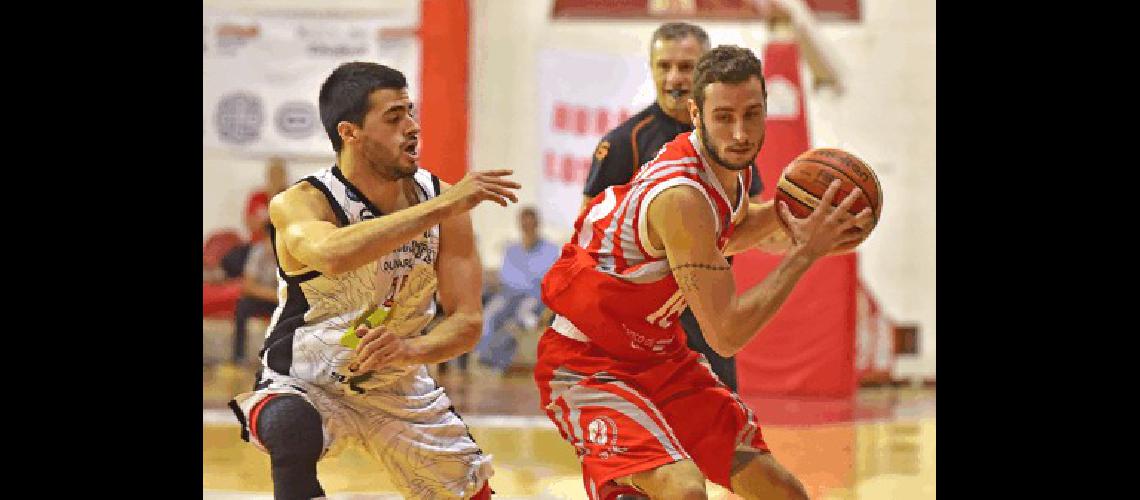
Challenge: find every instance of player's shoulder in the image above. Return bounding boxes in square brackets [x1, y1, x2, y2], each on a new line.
[269, 180, 333, 222]
[411, 166, 444, 195]
[276, 179, 319, 204]
[645, 182, 717, 227]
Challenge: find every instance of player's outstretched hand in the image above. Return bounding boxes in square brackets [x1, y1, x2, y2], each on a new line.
[440, 169, 521, 214]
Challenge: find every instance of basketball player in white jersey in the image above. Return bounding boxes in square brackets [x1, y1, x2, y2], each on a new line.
[228, 62, 520, 500]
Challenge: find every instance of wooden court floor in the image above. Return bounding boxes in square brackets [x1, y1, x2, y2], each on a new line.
[204, 364, 935, 499]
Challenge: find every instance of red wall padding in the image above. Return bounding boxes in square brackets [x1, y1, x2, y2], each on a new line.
[420, 0, 470, 184]
[733, 42, 858, 398]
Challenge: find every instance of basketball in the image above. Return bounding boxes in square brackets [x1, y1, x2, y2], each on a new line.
[775, 148, 883, 252]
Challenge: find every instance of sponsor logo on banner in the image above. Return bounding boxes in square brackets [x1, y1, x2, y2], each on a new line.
[765, 75, 801, 120]
[204, 12, 420, 155]
[275, 101, 319, 139]
[537, 49, 650, 234]
[215, 23, 259, 56]
[297, 24, 368, 58]
[215, 92, 264, 145]
[543, 103, 635, 186]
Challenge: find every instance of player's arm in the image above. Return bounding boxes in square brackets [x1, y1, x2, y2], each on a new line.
[351, 183, 487, 370]
[724, 165, 791, 255]
[723, 201, 794, 256]
[398, 182, 486, 364]
[724, 194, 868, 257]
[580, 133, 634, 214]
[271, 170, 519, 275]
[651, 181, 870, 356]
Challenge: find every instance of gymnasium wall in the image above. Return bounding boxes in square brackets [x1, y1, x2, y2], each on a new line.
[202, 0, 935, 380]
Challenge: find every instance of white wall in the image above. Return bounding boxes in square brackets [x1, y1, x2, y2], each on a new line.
[203, 150, 332, 240]
[803, 0, 936, 379]
[202, 0, 936, 379]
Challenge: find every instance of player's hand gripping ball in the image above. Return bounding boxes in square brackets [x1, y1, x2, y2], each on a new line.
[774, 148, 883, 253]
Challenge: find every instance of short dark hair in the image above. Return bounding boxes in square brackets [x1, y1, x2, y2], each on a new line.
[519, 206, 538, 220]
[319, 62, 408, 154]
[649, 22, 710, 57]
[692, 45, 767, 111]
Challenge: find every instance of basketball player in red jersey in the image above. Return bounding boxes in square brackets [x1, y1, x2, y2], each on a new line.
[534, 46, 873, 500]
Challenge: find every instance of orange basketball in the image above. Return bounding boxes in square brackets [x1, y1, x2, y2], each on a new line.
[774, 148, 883, 252]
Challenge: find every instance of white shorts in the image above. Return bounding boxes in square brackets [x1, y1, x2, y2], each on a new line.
[229, 366, 493, 499]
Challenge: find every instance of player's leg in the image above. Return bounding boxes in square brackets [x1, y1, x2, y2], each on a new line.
[729, 451, 809, 500]
[596, 480, 649, 500]
[230, 373, 341, 500]
[625, 459, 708, 499]
[251, 394, 327, 500]
[358, 370, 494, 499]
[540, 369, 698, 500]
[653, 353, 807, 499]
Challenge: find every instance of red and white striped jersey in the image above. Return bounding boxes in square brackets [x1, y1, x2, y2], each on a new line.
[542, 131, 751, 361]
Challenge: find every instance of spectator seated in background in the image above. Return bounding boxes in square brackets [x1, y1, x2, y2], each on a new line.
[225, 157, 291, 283]
[231, 222, 280, 365]
[203, 157, 290, 319]
[203, 229, 245, 317]
[474, 207, 559, 375]
[245, 156, 289, 246]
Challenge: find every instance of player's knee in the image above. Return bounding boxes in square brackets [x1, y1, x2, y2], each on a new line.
[733, 452, 809, 500]
[672, 486, 709, 500]
[763, 465, 808, 500]
[636, 482, 705, 500]
[634, 470, 707, 500]
[255, 395, 324, 466]
[598, 480, 649, 500]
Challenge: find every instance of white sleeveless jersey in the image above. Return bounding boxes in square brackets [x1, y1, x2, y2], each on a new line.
[259, 165, 441, 393]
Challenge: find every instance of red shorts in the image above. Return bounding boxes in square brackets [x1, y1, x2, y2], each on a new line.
[534, 328, 769, 498]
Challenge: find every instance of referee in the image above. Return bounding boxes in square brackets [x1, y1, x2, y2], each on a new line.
[581, 23, 765, 393]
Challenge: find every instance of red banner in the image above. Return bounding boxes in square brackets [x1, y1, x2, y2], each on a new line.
[551, 0, 766, 19]
[804, 0, 861, 21]
[733, 42, 859, 398]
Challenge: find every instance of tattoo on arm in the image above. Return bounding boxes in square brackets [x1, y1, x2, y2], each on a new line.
[670, 263, 731, 272]
[671, 263, 730, 292]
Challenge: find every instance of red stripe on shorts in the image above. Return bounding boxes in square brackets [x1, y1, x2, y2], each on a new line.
[247, 393, 280, 446]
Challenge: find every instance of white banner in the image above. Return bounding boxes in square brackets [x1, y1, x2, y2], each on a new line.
[535, 48, 656, 235]
[203, 11, 420, 158]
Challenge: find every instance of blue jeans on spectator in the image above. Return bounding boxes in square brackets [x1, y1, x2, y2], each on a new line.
[476, 289, 542, 372]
